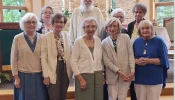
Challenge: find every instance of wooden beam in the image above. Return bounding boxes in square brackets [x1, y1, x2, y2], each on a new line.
[150, 0, 153, 20]
[0, 6, 27, 10]
[155, 2, 174, 7]
[25, 0, 33, 12]
[41, 0, 45, 7]
[0, 0, 3, 22]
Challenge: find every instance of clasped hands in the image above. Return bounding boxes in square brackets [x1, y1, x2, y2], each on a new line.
[136, 57, 150, 66]
[118, 71, 134, 82]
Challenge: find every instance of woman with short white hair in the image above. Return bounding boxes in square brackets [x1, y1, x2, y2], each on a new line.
[102, 17, 135, 100]
[71, 17, 104, 100]
[11, 12, 48, 100]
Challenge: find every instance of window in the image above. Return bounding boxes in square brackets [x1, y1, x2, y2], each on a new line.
[0, 0, 30, 22]
[112, 0, 116, 9]
[155, 0, 174, 26]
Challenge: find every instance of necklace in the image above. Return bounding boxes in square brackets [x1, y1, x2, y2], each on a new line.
[143, 41, 149, 54]
[112, 39, 117, 52]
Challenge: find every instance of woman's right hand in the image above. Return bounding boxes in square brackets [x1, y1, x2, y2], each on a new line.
[43, 77, 50, 87]
[76, 74, 87, 89]
[14, 75, 21, 88]
[79, 78, 87, 89]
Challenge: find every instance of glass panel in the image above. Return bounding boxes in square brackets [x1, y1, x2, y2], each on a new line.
[2, 0, 25, 6]
[156, 5, 174, 26]
[112, 0, 116, 9]
[158, 0, 174, 2]
[3, 9, 26, 22]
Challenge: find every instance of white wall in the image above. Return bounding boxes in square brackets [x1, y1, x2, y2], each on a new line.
[33, 0, 42, 19]
[138, 0, 150, 20]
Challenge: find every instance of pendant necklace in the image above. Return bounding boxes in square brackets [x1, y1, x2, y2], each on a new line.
[143, 41, 148, 54]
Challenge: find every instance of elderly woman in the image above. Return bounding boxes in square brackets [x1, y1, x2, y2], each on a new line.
[11, 13, 48, 100]
[37, 6, 54, 34]
[41, 13, 72, 100]
[71, 17, 104, 100]
[100, 8, 127, 40]
[102, 17, 135, 100]
[133, 20, 169, 100]
[127, 3, 147, 41]
[127, 3, 147, 100]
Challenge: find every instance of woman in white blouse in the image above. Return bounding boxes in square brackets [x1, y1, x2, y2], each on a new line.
[102, 17, 135, 100]
[71, 17, 104, 100]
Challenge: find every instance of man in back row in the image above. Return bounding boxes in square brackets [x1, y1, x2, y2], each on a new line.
[69, 0, 105, 43]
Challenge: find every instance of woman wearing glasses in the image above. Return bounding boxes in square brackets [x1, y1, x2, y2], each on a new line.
[71, 17, 104, 100]
[37, 6, 54, 34]
[11, 13, 48, 100]
[102, 17, 135, 100]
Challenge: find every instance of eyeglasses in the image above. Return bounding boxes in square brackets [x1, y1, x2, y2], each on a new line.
[25, 21, 37, 25]
[42, 12, 53, 15]
[85, 25, 96, 29]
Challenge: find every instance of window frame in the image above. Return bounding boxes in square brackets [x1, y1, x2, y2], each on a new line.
[0, 0, 33, 22]
[152, 0, 174, 23]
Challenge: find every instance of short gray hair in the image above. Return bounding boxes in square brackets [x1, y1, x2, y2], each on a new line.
[105, 17, 122, 33]
[111, 8, 126, 19]
[40, 6, 54, 23]
[82, 17, 98, 29]
[138, 20, 155, 37]
[19, 12, 41, 31]
[132, 3, 147, 15]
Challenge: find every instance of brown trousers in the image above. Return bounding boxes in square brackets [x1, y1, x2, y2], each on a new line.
[48, 60, 69, 100]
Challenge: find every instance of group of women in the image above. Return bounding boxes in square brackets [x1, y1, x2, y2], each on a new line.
[10, 3, 169, 100]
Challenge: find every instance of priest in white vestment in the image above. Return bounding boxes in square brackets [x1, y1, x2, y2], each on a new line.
[69, 0, 105, 43]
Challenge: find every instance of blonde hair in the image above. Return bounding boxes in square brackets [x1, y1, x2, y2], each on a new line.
[104, 17, 122, 33]
[138, 20, 155, 37]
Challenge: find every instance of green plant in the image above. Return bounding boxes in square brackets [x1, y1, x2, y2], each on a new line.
[108, 9, 113, 14]
[0, 72, 11, 84]
[62, 9, 71, 17]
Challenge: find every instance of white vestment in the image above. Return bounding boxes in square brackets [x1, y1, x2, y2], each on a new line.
[69, 7, 105, 43]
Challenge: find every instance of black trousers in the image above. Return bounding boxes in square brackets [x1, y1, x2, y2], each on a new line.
[130, 81, 137, 100]
[103, 83, 108, 100]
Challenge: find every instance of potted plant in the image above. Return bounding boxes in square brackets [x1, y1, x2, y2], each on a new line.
[0, 72, 11, 84]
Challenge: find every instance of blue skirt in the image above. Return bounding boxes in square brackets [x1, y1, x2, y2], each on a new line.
[14, 71, 49, 100]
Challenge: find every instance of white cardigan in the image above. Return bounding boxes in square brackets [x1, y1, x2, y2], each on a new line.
[41, 31, 73, 84]
[102, 34, 135, 84]
[71, 36, 103, 75]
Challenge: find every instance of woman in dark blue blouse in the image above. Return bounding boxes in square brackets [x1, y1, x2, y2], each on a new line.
[133, 20, 169, 100]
